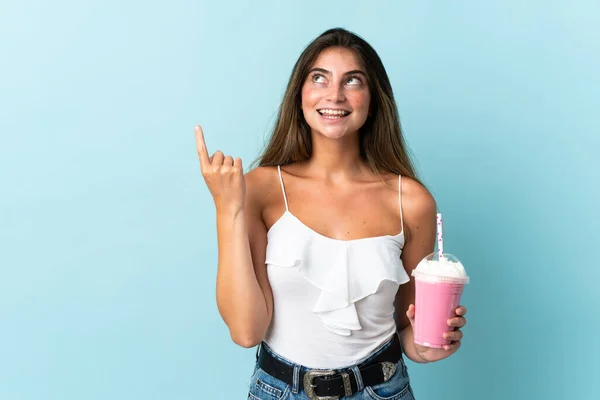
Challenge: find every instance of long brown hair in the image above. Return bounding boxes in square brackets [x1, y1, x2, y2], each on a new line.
[256, 28, 420, 184]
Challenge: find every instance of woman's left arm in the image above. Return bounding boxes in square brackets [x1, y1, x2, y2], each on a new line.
[394, 180, 467, 363]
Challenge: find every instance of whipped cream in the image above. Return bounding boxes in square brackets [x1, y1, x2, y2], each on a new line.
[412, 255, 469, 283]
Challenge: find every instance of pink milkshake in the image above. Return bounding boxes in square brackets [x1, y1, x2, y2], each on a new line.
[411, 214, 470, 348]
[412, 253, 469, 348]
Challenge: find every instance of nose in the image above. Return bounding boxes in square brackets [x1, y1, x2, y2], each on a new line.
[326, 84, 345, 103]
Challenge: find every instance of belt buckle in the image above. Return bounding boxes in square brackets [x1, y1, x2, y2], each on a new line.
[303, 369, 339, 400]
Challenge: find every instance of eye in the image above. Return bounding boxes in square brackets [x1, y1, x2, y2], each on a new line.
[311, 73, 326, 83]
[345, 76, 363, 86]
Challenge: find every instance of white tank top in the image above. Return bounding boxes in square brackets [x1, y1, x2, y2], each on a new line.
[263, 166, 410, 369]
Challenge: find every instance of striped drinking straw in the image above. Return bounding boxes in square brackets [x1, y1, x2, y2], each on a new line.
[437, 213, 444, 259]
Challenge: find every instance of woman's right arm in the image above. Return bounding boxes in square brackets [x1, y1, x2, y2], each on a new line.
[195, 126, 273, 348]
[214, 170, 273, 348]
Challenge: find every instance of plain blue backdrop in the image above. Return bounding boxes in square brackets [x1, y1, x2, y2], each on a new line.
[1, 1, 598, 399]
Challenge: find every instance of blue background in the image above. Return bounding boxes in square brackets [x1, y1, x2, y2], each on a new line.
[1, 1, 598, 399]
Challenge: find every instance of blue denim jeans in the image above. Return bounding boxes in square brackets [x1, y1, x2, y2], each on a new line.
[247, 335, 415, 400]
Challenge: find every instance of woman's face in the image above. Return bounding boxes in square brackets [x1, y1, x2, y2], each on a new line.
[301, 47, 371, 140]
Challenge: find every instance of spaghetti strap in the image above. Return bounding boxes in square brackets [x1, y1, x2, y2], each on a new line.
[277, 165, 289, 211]
[398, 175, 404, 234]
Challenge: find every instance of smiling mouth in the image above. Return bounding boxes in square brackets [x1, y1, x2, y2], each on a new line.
[317, 109, 351, 119]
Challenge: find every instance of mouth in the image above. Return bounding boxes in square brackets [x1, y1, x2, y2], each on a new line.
[317, 108, 352, 120]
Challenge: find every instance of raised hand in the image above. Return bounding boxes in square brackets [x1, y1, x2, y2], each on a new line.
[194, 125, 245, 214]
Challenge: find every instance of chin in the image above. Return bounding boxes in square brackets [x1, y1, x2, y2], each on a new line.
[326, 131, 352, 139]
[308, 121, 360, 140]
[314, 127, 352, 139]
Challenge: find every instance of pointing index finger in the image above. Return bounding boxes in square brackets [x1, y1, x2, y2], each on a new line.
[195, 125, 210, 169]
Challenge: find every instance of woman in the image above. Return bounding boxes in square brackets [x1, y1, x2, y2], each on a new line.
[195, 28, 467, 400]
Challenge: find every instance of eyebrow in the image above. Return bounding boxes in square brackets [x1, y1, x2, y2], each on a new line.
[309, 67, 367, 77]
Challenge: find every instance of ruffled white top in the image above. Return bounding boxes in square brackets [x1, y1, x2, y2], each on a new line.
[262, 166, 410, 369]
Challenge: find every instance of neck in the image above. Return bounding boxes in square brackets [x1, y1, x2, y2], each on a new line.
[304, 131, 365, 180]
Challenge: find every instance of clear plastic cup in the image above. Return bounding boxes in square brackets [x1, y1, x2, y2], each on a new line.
[411, 252, 470, 348]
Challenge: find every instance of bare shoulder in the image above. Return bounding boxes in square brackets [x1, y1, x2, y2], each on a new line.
[245, 166, 277, 188]
[400, 177, 437, 229]
[244, 166, 280, 211]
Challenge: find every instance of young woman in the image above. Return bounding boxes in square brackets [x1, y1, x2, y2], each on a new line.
[195, 28, 468, 400]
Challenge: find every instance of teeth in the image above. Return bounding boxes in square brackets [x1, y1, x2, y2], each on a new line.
[319, 109, 349, 116]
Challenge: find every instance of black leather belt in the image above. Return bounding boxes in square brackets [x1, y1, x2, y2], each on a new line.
[257, 335, 402, 400]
